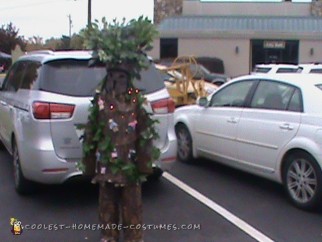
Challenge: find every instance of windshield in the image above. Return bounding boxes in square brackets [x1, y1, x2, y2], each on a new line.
[198, 64, 211, 74]
[190, 64, 210, 75]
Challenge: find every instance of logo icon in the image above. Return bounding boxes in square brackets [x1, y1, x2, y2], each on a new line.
[10, 218, 23, 235]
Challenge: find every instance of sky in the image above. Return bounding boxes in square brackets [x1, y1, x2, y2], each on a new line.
[0, 0, 154, 40]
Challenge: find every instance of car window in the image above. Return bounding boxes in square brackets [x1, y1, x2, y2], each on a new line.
[198, 64, 210, 74]
[250, 80, 295, 111]
[20, 61, 41, 90]
[39, 60, 104, 97]
[189, 64, 204, 79]
[3, 62, 27, 92]
[287, 88, 303, 112]
[133, 63, 165, 94]
[189, 64, 212, 79]
[40, 59, 164, 97]
[209, 80, 254, 107]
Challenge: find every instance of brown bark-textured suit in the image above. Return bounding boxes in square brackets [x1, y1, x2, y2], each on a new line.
[82, 68, 153, 242]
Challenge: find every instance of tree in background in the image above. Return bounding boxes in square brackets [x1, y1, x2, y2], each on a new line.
[0, 23, 84, 53]
[0, 23, 26, 54]
[25, 36, 45, 51]
[26, 34, 84, 52]
[58, 35, 71, 50]
[44, 38, 63, 50]
[55, 34, 85, 50]
[70, 33, 85, 49]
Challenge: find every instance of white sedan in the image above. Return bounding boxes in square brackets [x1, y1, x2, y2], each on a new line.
[174, 73, 322, 211]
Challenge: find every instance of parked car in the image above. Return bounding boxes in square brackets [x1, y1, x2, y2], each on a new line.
[0, 50, 177, 194]
[187, 63, 230, 86]
[252, 64, 302, 74]
[195, 56, 225, 74]
[174, 73, 322, 210]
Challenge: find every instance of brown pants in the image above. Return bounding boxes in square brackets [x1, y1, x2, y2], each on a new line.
[99, 182, 143, 242]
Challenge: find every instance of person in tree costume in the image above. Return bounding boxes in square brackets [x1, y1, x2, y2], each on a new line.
[80, 17, 159, 242]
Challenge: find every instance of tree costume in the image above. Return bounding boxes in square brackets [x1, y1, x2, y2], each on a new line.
[81, 17, 159, 242]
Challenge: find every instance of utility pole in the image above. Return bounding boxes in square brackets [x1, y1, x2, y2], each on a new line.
[88, 0, 92, 27]
[74, 0, 91, 28]
[68, 14, 73, 38]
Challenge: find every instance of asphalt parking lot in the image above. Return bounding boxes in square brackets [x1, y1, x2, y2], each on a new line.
[1, 149, 322, 242]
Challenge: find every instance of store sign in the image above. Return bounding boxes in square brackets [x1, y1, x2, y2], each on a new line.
[263, 41, 286, 49]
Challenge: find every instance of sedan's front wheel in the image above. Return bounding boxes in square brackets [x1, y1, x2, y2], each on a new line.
[175, 124, 193, 163]
[283, 151, 322, 211]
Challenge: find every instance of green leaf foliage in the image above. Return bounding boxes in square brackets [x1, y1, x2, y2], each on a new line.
[80, 16, 161, 183]
[82, 16, 158, 80]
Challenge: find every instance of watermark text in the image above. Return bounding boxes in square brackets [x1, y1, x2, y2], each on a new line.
[23, 223, 201, 231]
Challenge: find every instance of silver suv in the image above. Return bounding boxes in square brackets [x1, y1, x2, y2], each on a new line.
[0, 50, 177, 194]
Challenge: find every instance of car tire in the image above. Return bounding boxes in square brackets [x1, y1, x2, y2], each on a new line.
[282, 151, 322, 211]
[12, 139, 35, 195]
[175, 124, 193, 163]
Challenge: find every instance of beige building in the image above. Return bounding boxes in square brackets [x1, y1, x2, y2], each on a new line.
[149, 0, 322, 77]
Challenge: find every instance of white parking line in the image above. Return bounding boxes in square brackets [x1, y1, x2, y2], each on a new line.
[163, 172, 275, 242]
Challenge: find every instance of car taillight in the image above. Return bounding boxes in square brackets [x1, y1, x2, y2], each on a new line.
[32, 102, 75, 119]
[151, 98, 175, 114]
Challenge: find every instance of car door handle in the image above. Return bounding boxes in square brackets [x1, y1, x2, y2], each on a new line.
[227, 117, 238, 124]
[279, 123, 293, 130]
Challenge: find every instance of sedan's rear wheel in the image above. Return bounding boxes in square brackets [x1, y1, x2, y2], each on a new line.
[175, 124, 193, 163]
[13, 139, 35, 195]
[283, 151, 322, 211]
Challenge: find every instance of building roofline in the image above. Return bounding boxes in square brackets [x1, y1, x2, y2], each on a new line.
[158, 15, 322, 39]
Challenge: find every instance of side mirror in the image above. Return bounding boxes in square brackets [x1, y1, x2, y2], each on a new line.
[197, 97, 208, 107]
